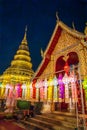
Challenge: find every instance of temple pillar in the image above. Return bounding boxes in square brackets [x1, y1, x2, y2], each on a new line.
[78, 45, 87, 79]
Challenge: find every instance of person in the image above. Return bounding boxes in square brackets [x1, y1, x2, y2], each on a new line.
[23, 102, 35, 120]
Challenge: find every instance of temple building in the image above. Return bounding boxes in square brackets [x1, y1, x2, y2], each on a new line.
[0, 27, 34, 97]
[0, 17, 87, 114]
[31, 18, 87, 113]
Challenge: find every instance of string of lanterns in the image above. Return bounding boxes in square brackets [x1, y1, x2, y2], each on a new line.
[0, 71, 83, 103]
[0, 62, 86, 103]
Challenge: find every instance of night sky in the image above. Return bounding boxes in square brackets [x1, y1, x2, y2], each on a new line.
[0, 0, 87, 74]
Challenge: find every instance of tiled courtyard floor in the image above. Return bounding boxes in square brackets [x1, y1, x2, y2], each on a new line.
[0, 120, 26, 130]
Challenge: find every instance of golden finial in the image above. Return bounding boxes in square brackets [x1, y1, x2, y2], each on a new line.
[40, 48, 44, 58]
[22, 25, 28, 45]
[56, 11, 59, 21]
[25, 25, 27, 33]
[81, 22, 87, 47]
[24, 25, 27, 40]
[72, 21, 75, 30]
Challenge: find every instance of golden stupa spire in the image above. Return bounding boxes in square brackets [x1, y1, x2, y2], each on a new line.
[21, 25, 28, 45]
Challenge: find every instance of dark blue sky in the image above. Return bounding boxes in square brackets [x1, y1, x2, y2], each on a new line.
[0, 0, 87, 74]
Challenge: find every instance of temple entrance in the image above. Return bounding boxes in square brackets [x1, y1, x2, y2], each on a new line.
[55, 52, 83, 112]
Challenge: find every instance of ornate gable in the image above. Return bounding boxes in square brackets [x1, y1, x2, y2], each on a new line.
[33, 20, 86, 80]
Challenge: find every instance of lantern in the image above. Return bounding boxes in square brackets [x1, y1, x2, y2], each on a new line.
[1, 83, 5, 97]
[39, 80, 44, 101]
[26, 83, 31, 99]
[48, 77, 53, 101]
[22, 84, 26, 99]
[8, 84, 14, 98]
[83, 77, 87, 100]
[64, 62, 70, 74]
[25, 83, 30, 100]
[32, 80, 36, 99]
[53, 75, 58, 86]
[69, 71, 77, 103]
[83, 77, 87, 89]
[53, 75, 58, 102]
[35, 80, 40, 101]
[62, 73, 70, 103]
[5, 84, 10, 97]
[58, 73, 64, 102]
[43, 78, 48, 100]
[29, 82, 33, 99]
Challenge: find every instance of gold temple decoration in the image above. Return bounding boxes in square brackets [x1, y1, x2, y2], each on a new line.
[56, 11, 59, 21]
[84, 22, 87, 35]
[0, 27, 34, 84]
[40, 48, 44, 58]
[81, 22, 87, 47]
[63, 54, 69, 62]
[72, 22, 75, 30]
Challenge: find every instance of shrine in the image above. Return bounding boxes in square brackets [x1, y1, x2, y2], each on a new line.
[31, 19, 87, 114]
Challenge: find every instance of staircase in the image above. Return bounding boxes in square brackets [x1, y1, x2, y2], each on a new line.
[18, 111, 78, 130]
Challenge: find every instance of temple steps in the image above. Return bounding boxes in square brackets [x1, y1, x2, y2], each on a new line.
[20, 111, 77, 130]
[50, 111, 77, 124]
[34, 113, 76, 128]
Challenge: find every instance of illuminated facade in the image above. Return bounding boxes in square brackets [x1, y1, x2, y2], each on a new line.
[0, 19, 87, 114]
[32, 19, 87, 113]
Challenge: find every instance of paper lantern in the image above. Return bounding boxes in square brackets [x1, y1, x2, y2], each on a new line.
[53, 85, 58, 102]
[64, 62, 70, 73]
[35, 80, 40, 88]
[43, 78, 48, 100]
[58, 73, 65, 102]
[5, 84, 10, 97]
[83, 77, 87, 100]
[29, 83, 33, 99]
[35, 80, 40, 101]
[83, 77, 87, 89]
[8, 85, 14, 98]
[25, 84, 30, 100]
[32, 80, 36, 99]
[69, 71, 77, 103]
[62, 73, 70, 103]
[48, 77, 53, 86]
[53, 75, 58, 86]
[22, 84, 26, 99]
[43, 78, 48, 87]
[1, 83, 5, 97]
[53, 75, 58, 102]
[48, 77, 53, 101]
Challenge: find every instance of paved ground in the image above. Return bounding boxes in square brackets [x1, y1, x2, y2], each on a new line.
[0, 120, 26, 130]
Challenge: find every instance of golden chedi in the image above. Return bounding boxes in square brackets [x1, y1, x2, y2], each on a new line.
[0, 27, 34, 84]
